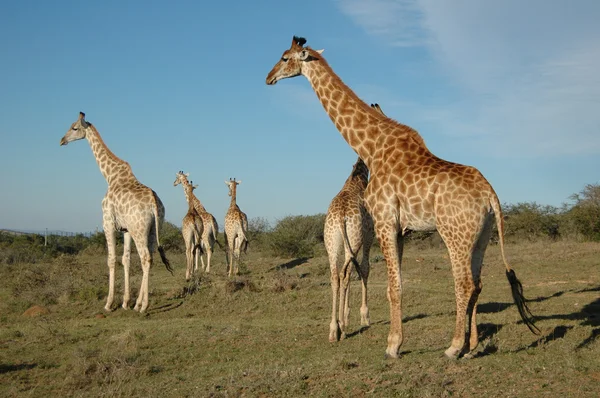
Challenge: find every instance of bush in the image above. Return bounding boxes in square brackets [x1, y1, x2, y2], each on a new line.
[265, 214, 325, 258]
[503, 202, 560, 241]
[160, 221, 185, 253]
[564, 184, 600, 241]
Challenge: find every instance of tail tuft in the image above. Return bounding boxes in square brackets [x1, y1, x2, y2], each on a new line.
[158, 246, 173, 276]
[506, 270, 540, 334]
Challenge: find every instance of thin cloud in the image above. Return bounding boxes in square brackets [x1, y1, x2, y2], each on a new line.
[336, 0, 431, 47]
[337, 0, 600, 156]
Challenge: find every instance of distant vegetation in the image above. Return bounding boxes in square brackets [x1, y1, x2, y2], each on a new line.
[2, 183, 599, 263]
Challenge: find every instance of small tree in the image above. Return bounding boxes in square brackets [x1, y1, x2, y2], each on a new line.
[267, 214, 325, 258]
[565, 184, 600, 241]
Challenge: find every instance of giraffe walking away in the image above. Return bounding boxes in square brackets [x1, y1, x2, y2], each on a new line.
[177, 179, 204, 280]
[325, 157, 374, 342]
[224, 178, 248, 277]
[174, 171, 222, 273]
[60, 112, 172, 313]
[266, 37, 539, 359]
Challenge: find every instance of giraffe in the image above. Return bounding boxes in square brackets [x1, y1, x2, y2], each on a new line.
[224, 178, 248, 277]
[60, 112, 172, 313]
[324, 156, 374, 342]
[174, 171, 222, 273]
[266, 37, 539, 359]
[178, 179, 204, 281]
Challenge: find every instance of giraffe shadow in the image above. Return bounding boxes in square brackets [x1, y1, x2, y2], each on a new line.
[270, 257, 310, 271]
[480, 286, 599, 350]
[146, 300, 184, 315]
[0, 363, 37, 374]
[477, 290, 565, 315]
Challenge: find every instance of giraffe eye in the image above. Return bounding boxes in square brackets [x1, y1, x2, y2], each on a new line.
[72, 127, 78, 131]
[281, 56, 289, 62]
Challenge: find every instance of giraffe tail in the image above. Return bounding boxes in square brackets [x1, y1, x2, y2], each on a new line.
[489, 193, 539, 334]
[341, 216, 362, 271]
[152, 194, 173, 276]
[212, 218, 224, 249]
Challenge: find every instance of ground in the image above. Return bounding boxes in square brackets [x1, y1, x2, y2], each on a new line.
[0, 240, 598, 397]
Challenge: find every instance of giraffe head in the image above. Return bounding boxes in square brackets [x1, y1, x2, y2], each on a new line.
[266, 36, 324, 85]
[60, 112, 90, 146]
[173, 171, 190, 187]
[225, 178, 241, 197]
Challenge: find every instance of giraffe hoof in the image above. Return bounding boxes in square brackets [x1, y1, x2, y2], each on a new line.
[444, 347, 461, 360]
[383, 352, 399, 360]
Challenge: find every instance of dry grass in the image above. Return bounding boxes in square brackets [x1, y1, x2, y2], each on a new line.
[0, 240, 598, 397]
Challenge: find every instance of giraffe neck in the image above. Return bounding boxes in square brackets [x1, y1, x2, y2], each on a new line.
[191, 193, 207, 214]
[302, 60, 381, 166]
[85, 124, 134, 185]
[228, 187, 238, 210]
[302, 57, 427, 169]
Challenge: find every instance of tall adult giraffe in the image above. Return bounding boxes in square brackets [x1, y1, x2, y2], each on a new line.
[177, 179, 204, 280]
[174, 171, 221, 273]
[224, 178, 248, 277]
[60, 112, 172, 313]
[266, 37, 538, 359]
[324, 156, 374, 342]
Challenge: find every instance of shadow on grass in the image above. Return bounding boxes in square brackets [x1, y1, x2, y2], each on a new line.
[146, 300, 184, 315]
[0, 363, 37, 373]
[478, 290, 565, 315]
[271, 257, 310, 271]
[480, 285, 599, 349]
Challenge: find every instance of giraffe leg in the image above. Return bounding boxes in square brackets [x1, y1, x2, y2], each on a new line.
[204, 245, 213, 273]
[464, 215, 492, 358]
[358, 217, 373, 326]
[338, 256, 353, 340]
[121, 232, 132, 310]
[185, 235, 193, 281]
[328, 248, 341, 342]
[134, 247, 152, 313]
[373, 218, 404, 359]
[233, 236, 241, 276]
[103, 222, 117, 312]
[357, 233, 372, 327]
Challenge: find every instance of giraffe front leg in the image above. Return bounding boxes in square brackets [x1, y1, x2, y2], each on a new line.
[121, 232, 132, 310]
[104, 225, 117, 312]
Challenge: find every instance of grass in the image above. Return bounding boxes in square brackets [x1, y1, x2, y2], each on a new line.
[0, 240, 598, 397]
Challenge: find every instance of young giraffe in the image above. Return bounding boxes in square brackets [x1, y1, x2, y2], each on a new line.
[324, 156, 374, 342]
[174, 171, 221, 273]
[178, 179, 204, 280]
[266, 37, 538, 359]
[60, 112, 172, 313]
[224, 178, 248, 277]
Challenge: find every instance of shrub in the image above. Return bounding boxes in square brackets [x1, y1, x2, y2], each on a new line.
[266, 214, 325, 258]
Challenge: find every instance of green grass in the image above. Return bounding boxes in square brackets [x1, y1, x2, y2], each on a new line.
[0, 241, 598, 397]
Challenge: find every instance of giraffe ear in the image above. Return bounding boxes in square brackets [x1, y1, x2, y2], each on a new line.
[299, 49, 319, 62]
[224, 180, 229, 185]
[316, 49, 324, 54]
[236, 180, 242, 185]
[185, 173, 189, 177]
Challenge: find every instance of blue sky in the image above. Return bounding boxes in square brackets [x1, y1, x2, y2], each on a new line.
[1, 0, 599, 233]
